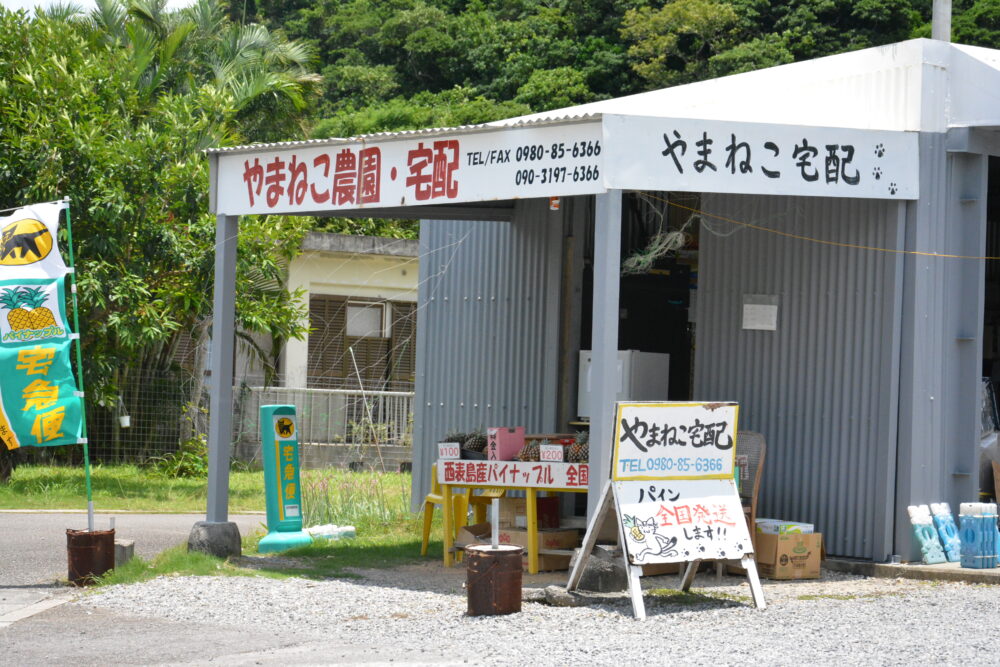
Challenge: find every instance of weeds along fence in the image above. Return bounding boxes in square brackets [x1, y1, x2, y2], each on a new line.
[17, 369, 414, 467]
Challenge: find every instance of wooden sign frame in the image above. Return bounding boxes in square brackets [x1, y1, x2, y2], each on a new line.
[568, 401, 766, 619]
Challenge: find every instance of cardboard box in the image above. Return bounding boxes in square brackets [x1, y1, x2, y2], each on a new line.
[642, 562, 682, 576]
[499, 496, 560, 530]
[756, 532, 823, 580]
[456, 522, 492, 549]
[455, 523, 579, 571]
[498, 527, 579, 551]
[486, 426, 525, 461]
[500, 527, 578, 571]
[756, 518, 814, 534]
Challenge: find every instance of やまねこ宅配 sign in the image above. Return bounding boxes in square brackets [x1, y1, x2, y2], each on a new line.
[601, 115, 918, 200]
[569, 401, 764, 617]
[612, 401, 739, 481]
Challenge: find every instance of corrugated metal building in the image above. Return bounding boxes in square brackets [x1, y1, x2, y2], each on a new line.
[206, 38, 1000, 561]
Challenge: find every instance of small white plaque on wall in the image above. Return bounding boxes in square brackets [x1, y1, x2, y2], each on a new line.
[742, 294, 778, 331]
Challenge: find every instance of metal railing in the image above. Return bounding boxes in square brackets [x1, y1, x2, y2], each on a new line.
[235, 385, 414, 449]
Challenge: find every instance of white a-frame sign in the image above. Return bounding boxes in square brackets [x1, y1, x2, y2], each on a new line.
[567, 401, 766, 619]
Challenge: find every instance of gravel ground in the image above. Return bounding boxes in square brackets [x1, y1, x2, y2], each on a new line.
[76, 562, 1000, 665]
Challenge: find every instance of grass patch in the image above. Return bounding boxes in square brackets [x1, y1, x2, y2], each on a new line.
[0, 463, 452, 584]
[0, 464, 265, 512]
[300, 468, 414, 534]
[96, 534, 445, 586]
[796, 592, 897, 601]
[647, 588, 751, 605]
[95, 544, 289, 586]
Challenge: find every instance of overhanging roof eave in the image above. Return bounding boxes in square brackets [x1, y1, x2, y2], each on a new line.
[204, 114, 601, 157]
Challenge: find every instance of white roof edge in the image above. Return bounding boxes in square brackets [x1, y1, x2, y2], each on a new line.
[205, 114, 600, 156]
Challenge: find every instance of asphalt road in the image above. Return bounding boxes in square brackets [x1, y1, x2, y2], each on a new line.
[0, 512, 263, 587]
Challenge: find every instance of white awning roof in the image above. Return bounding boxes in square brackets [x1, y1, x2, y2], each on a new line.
[208, 39, 1000, 216]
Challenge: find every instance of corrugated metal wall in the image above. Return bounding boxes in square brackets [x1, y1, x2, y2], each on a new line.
[894, 134, 988, 558]
[411, 199, 564, 509]
[694, 193, 905, 560]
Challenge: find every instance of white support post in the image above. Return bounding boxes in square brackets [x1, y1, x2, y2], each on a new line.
[742, 555, 767, 610]
[587, 190, 622, 517]
[206, 214, 238, 524]
[627, 564, 646, 620]
[567, 481, 613, 591]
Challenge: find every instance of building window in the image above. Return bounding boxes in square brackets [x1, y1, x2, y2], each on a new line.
[345, 303, 385, 338]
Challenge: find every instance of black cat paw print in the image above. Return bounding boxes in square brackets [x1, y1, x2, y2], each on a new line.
[872, 166, 882, 180]
[888, 182, 898, 195]
[697, 545, 706, 553]
[875, 143, 885, 158]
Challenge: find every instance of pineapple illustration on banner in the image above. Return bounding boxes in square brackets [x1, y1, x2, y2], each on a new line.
[0, 202, 83, 450]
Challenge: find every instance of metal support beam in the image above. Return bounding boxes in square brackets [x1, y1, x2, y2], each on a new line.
[206, 214, 238, 523]
[587, 190, 622, 517]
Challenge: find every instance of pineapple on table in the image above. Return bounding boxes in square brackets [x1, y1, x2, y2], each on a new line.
[567, 431, 589, 463]
[463, 430, 487, 452]
[516, 438, 544, 462]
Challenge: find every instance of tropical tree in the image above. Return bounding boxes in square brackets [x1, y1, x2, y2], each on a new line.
[0, 6, 315, 473]
[83, 0, 321, 142]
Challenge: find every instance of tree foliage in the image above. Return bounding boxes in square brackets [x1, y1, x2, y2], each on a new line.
[216, 0, 1000, 144]
[0, 5, 314, 403]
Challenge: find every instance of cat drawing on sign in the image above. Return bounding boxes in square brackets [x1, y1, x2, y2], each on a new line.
[624, 515, 679, 562]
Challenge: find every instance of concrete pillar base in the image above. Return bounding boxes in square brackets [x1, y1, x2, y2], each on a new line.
[188, 521, 241, 558]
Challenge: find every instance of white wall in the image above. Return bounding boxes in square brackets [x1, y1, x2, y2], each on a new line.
[283, 250, 419, 387]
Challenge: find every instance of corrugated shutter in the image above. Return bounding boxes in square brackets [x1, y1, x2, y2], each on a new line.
[390, 301, 416, 384]
[344, 336, 390, 388]
[307, 295, 347, 386]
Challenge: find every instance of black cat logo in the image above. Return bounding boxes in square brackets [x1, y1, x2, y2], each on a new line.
[0, 219, 52, 266]
[275, 417, 295, 438]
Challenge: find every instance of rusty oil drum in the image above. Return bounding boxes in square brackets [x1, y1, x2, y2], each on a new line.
[66, 528, 115, 586]
[465, 544, 523, 616]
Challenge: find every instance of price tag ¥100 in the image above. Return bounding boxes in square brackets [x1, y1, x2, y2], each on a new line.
[438, 442, 461, 459]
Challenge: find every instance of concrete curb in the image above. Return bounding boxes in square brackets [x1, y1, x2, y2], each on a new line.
[825, 558, 1000, 584]
[0, 593, 73, 629]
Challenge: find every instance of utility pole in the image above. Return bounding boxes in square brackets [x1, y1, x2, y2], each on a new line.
[932, 0, 952, 42]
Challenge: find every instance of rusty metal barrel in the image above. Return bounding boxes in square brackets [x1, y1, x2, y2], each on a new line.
[465, 544, 523, 616]
[66, 528, 115, 586]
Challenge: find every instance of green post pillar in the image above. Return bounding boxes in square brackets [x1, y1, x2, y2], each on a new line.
[258, 404, 313, 553]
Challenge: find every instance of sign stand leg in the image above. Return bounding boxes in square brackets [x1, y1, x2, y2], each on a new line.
[526, 488, 539, 574]
[567, 482, 612, 591]
[442, 484, 453, 567]
[741, 555, 767, 610]
[680, 559, 701, 592]
[627, 564, 646, 620]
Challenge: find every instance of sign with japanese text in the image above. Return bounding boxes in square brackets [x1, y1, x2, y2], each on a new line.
[215, 122, 606, 215]
[613, 401, 739, 481]
[437, 459, 590, 490]
[615, 479, 752, 565]
[602, 114, 918, 200]
[571, 399, 764, 618]
[0, 203, 83, 450]
[261, 405, 304, 529]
